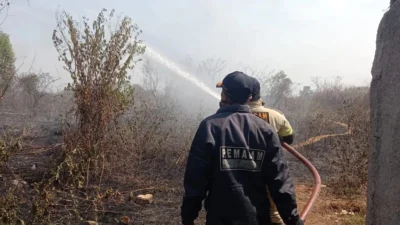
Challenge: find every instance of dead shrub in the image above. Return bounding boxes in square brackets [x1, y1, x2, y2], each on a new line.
[105, 62, 201, 185]
[52, 8, 145, 188]
[0, 187, 25, 225]
[328, 88, 369, 196]
[0, 131, 22, 172]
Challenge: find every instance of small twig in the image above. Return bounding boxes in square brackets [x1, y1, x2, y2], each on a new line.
[0, 1, 10, 26]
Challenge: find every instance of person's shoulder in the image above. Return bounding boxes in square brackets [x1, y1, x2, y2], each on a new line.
[202, 111, 229, 121]
[257, 107, 292, 128]
[262, 107, 290, 120]
[246, 113, 276, 133]
[262, 106, 284, 115]
[199, 111, 230, 127]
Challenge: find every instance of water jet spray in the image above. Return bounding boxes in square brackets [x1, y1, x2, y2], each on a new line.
[142, 45, 220, 100]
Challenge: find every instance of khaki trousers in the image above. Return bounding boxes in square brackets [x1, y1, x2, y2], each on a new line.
[266, 185, 284, 224]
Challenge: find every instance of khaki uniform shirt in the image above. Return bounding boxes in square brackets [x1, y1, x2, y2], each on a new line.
[248, 100, 293, 137]
[248, 99, 293, 224]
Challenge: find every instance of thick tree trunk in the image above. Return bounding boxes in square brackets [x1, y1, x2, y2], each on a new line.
[367, 1, 400, 224]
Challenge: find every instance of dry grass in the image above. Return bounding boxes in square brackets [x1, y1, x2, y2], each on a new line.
[295, 184, 366, 225]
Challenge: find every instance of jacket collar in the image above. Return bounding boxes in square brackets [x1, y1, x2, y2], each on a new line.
[217, 104, 252, 114]
[247, 99, 264, 108]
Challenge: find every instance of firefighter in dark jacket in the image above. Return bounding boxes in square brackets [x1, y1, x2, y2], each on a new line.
[180, 71, 303, 225]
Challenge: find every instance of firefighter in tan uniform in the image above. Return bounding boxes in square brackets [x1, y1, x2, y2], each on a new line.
[249, 76, 294, 225]
[248, 76, 294, 145]
[217, 76, 295, 225]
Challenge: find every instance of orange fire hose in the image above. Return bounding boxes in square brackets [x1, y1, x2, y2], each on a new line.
[281, 142, 322, 222]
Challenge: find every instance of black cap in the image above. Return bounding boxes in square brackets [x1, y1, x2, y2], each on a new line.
[216, 71, 253, 102]
[250, 76, 261, 101]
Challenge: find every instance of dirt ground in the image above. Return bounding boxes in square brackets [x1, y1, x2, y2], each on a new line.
[106, 180, 366, 225]
[3, 149, 366, 225]
[1, 114, 366, 225]
[295, 184, 365, 225]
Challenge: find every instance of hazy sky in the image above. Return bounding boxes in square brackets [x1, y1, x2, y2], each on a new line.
[1, 0, 389, 91]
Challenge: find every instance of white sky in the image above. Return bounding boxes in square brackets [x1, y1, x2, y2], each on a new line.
[0, 0, 389, 91]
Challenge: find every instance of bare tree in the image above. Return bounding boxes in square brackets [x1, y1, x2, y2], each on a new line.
[17, 71, 58, 112]
[0, 0, 30, 26]
[198, 58, 226, 84]
[141, 59, 159, 97]
[0, 0, 11, 26]
[266, 71, 293, 107]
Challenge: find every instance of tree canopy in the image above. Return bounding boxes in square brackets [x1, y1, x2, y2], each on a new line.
[0, 31, 15, 100]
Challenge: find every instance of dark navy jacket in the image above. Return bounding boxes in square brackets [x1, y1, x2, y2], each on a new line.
[181, 104, 302, 225]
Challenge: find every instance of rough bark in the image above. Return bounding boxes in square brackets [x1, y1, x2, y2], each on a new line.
[367, 1, 400, 224]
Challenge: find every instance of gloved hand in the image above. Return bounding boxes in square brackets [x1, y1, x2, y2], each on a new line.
[296, 219, 305, 225]
[182, 219, 194, 225]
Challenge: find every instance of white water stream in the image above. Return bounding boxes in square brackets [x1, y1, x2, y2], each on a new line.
[143, 45, 220, 100]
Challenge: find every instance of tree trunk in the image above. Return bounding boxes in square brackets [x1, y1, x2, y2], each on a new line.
[367, 1, 400, 224]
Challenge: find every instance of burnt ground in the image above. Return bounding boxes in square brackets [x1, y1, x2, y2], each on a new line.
[0, 114, 363, 225]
